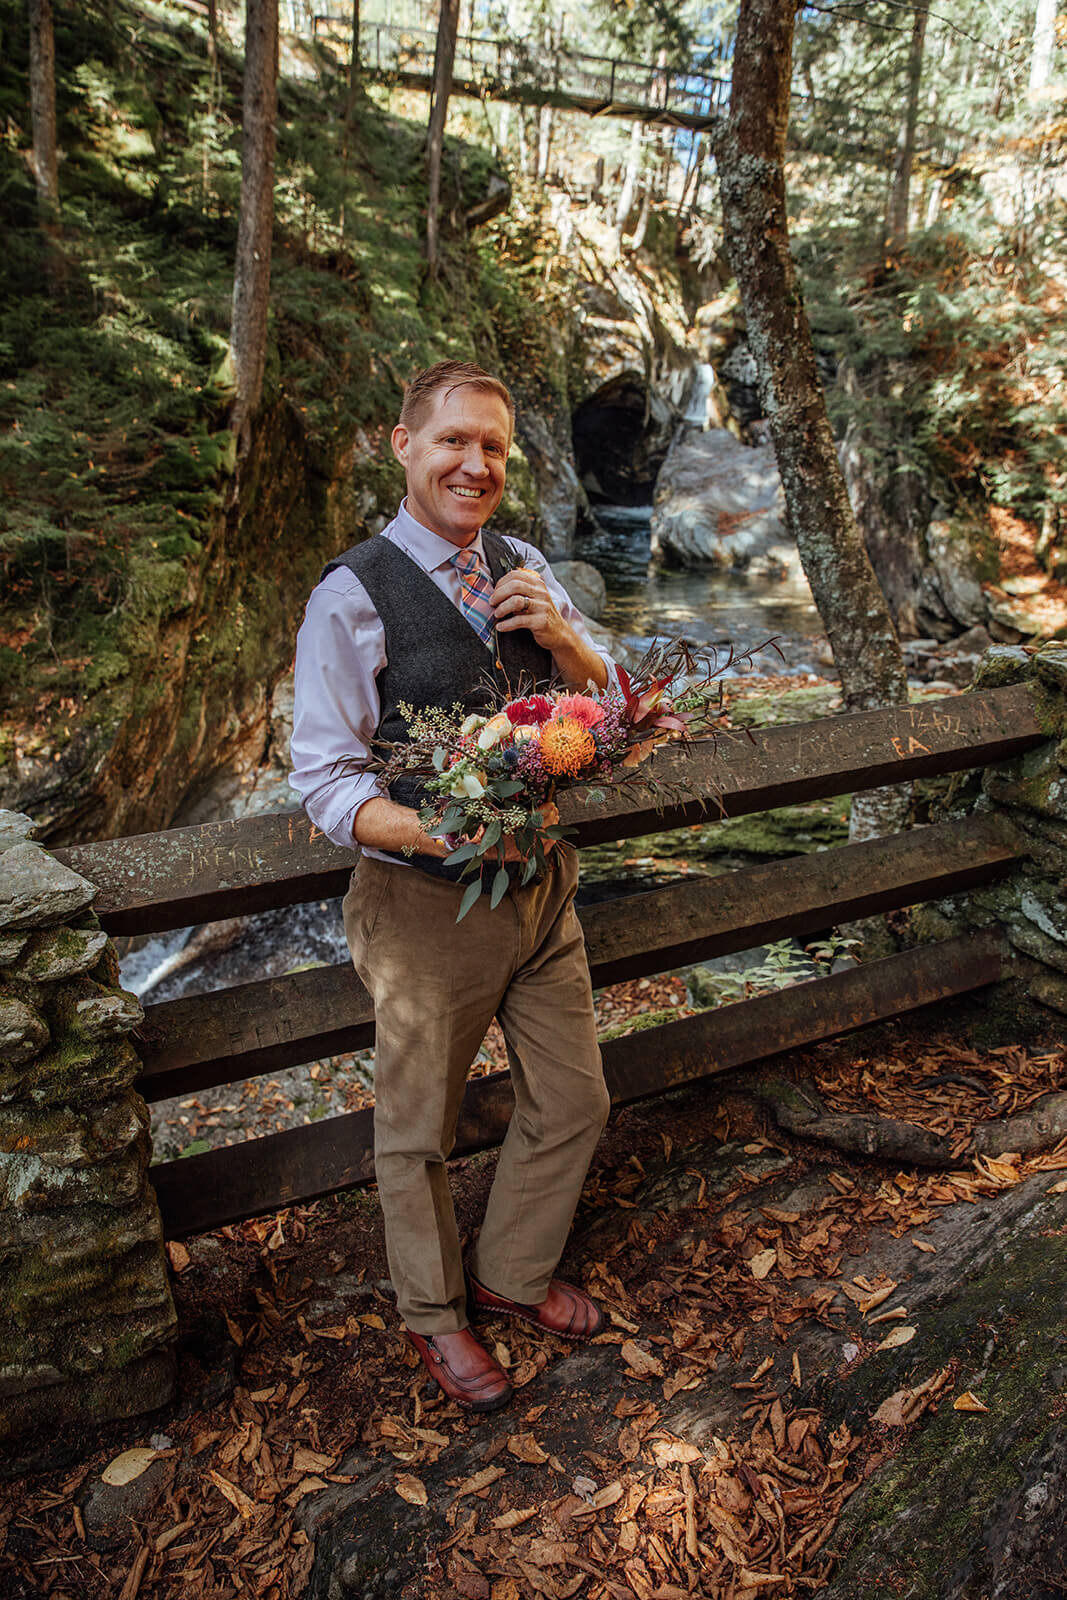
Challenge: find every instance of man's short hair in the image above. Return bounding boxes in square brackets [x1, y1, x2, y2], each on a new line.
[399, 360, 515, 435]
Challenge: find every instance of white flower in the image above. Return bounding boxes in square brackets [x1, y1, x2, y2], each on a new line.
[460, 713, 486, 737]
[450, 771, 487, 799]
[477, 712, 513, 751]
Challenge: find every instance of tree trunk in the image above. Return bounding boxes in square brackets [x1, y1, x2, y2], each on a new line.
[885, 0, 929, 254]
[1030, 0, 1057, 92]
[348, 0, 360, 93]
[229, 0, 279, 452]
[717, 0, 909, 842]
[535, 102, 553, 184]
[426, 0, 459, 280]
[27, 0, 59, 225]
[614, 120, 642, 249]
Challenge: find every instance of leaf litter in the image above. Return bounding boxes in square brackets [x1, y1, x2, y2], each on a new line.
[0, 1022, 1063, 1598]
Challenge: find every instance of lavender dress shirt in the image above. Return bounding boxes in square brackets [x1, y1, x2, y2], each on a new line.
[289, 501, 618, 854]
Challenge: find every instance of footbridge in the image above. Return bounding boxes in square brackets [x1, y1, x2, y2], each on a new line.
[312, 13, 731, 132]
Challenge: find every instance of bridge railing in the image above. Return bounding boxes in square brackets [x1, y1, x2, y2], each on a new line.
[309, 15, 731, 123]
[53, 682, 1044, 1241]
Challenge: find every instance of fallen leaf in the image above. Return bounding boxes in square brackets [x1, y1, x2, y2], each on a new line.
[911, 1239, 937, 1252]
[394, 1472, 428, 1505]
[101, 1448, 160, 1487]
[359, 1313, 386, 1330]
[293, 1447, 335, 1474]
[860, 1286, 893, 1314]
[453, 1466, 506, 1499]
[492, 1505, 539, 1530]
[876, 1325, 916, 1352]
[871, 1389, 914, 1426]
[285, 1475, 329, 1506]
[621, 1341, 664, 1379]
[953, 1391, 989, 1413]
[591, 1481, 625, 1510]
[748, 1248, 777, 1281]
[508, 1433, 549, 1465]
[1048, 1179, 1067, 1194]
[209, 1469, 255, 1518]
[868, 1306, 908, 1325]
[651, 1438, 702, 1467]
[166, 1241, 191, 1273]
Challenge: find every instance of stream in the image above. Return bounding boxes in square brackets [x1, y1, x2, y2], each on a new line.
[579, 504, 825, 671]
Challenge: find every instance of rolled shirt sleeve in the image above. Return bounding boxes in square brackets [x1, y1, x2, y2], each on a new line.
[289, 569, 389, 849]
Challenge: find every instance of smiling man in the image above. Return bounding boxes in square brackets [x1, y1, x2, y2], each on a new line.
[290, 361, 613, 1412]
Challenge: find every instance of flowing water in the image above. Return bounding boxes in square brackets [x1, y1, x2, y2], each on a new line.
[579, 505, 825, 674]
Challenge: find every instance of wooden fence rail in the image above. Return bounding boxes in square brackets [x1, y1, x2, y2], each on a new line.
[55, 682, 1043, 1240]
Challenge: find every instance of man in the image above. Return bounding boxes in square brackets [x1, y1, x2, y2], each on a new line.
[291, 361, 612, 1412]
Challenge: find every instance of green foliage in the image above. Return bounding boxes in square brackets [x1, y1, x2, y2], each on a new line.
[689, 932, 861, 1009]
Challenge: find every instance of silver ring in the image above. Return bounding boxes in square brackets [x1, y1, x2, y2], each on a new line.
[522, 595, 530, 613]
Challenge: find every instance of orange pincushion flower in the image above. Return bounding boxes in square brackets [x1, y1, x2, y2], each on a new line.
[539, 716, 597, 777]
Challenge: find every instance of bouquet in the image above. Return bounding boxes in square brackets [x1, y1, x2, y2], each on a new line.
[369, 636, 780, 921]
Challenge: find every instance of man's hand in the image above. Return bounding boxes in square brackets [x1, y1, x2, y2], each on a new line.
[491, 569, 608, 690]
[475, 801, 561, 863]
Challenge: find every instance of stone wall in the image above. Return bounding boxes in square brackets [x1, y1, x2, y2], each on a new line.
[0, 811, 176, 1471]
[925, 641, 1067, 1018]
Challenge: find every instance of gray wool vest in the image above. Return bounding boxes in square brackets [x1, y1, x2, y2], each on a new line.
[322, 531, 554, 885]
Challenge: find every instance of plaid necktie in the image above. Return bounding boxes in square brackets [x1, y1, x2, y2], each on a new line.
[450, 547, 496, 645]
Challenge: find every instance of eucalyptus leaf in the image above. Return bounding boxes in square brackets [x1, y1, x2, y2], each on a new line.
[456, 878, 483, 923]
[521, 854, 540, 885]
[432, 745, 446, 772]
[490, 865, 510, 910]
[482, 819, 502, 849]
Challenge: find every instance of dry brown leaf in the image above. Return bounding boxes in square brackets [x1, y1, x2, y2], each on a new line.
[750, 1356, 774, 1382]
[394, 1472, 428, 1506]
[871, 1389, 914, 1426]
[166, 1241, 191, 1273]
[651, 1438, 702, 1466]
[293, 1447, 335, 1474]
[868, 1306, 908, 1325]
[508, 1433, 550, 1465]
[662, 1368, 700, 1403]
[953, 1391, 989, 1413]
[285, 1475, 329, 1506]
[208, 1469, 255, 1519]
[359, 1313, 386, 1329]
[491, 1505, 539, 1530]
[591, 1481, 625, 1510]
[223, 1312, 244, 1346]
[748, 1248, 777, 1281]
[911, 1239, 936, 1252]
[876, 1325, 917, 1352]
[860, 1286, 894, 1314]
[1047, 1179, 1067, 1194]
[621, 1341, 665, 1379]
[102, 1448, 160, 1487]
[453, 1465, 506, 1499]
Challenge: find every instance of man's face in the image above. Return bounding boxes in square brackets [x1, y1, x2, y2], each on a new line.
[391, 385, 511, 547]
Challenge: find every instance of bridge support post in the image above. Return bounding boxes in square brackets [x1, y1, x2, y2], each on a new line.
[927, 640, 1067, 1021]
[0, 814, 176, 1474]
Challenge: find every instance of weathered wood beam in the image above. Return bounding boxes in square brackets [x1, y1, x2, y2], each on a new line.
[134, 813, 1020, 1103]
[55, 686, 1041, 935]
[150, 930, 1004, 1238]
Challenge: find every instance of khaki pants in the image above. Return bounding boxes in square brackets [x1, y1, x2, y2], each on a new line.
[343, 846, 610, 1335]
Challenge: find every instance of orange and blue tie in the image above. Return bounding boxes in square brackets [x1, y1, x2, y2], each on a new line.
[451, 547, 496, 645]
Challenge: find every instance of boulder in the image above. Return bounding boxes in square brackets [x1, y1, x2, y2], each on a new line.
[0, 844, 96, 930]
[650, 427, 790, 571]
[551, 559, 607, 620]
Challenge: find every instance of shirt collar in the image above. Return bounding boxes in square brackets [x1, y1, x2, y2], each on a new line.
[393, 499, 485, 573]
